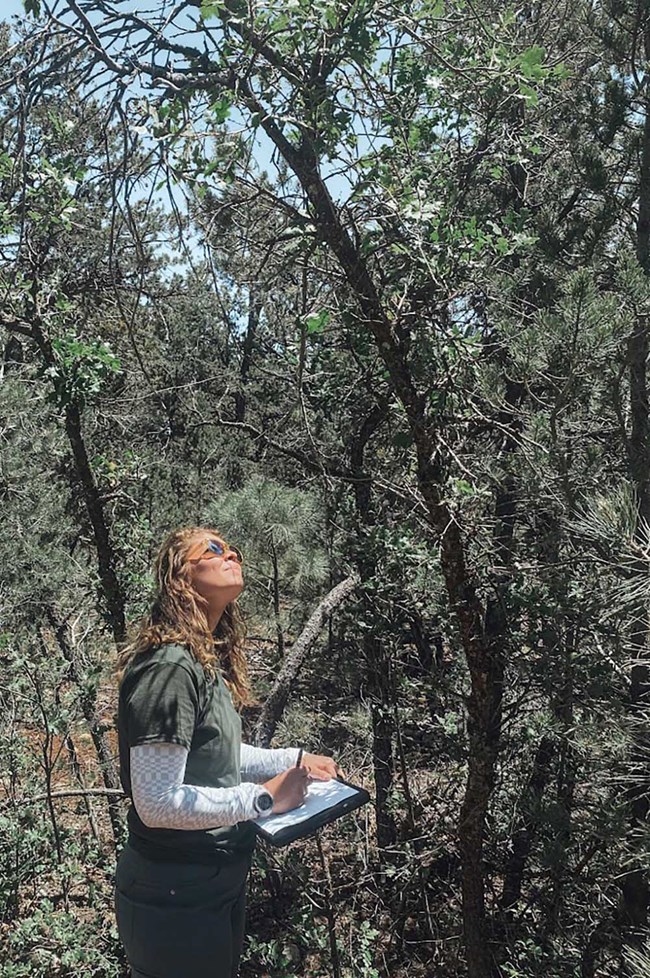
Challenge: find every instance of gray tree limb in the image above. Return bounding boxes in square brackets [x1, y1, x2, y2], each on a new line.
[254, 573, 360, 748]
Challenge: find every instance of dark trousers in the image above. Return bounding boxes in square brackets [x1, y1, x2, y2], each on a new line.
[114, 843, 252, 978]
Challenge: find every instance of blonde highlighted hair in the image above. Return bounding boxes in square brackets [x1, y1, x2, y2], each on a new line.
[116, 526, 259, 710]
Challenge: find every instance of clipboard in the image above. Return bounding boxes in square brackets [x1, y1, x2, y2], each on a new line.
[253, 776, 370, 847]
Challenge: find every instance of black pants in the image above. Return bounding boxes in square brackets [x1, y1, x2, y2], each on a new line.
[114, 843, 252, 978]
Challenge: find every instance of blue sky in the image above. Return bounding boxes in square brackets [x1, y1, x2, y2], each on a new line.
[5, 1, 26, 19]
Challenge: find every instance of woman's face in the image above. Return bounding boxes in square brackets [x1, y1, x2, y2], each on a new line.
[186, 532, 244, 608]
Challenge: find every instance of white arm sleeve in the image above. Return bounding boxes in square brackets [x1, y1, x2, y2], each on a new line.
[130, 743, 273, 830]
[240, 743, 301, 782]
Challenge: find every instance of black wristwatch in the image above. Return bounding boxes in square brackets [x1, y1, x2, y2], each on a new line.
[253, 788, 274, 816]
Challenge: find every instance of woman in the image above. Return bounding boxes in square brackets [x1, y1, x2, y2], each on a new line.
[114, 525, 343, 978]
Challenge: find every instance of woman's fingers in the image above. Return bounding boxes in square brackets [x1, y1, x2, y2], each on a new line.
[298, 756, 346, 781]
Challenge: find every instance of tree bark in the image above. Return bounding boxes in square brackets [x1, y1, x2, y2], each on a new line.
[63, 402, 126, 648]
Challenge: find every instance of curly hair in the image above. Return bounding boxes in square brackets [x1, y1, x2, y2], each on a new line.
[116, 526, 259, 710]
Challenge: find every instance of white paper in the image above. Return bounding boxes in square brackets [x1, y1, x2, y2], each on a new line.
[254, 778, 359, 836]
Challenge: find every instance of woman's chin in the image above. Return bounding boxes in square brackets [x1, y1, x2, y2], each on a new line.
[223, 581, 244, 597]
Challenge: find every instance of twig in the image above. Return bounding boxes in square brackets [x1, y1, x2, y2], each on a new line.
[0, 787, 126, 809]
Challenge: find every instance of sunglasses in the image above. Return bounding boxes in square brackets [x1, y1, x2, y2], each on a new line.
[186, 538, 244, 564]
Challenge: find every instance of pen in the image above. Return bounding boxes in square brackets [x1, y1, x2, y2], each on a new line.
[296, 748, 303, 768]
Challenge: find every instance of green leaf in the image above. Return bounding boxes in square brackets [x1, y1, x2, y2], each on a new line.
[273, 12, 290, 30]
[552, 62, 571, 80]
[454, 479, 474, 496]
[304, 310, 330, 335]
[518, 82, 539, 106]
[323, 5, 338, 29]
[519, 45, 547, 80]
[200, 0, 222, 19]
[210, 93, 233, 124]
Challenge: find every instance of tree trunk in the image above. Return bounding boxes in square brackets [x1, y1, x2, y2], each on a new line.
[543, 624, 576, 941]
[63, 402, 126, 647]
[365, 632, 397, 849]
[500, 736, 555, 912]
[623, 13, 650, 936]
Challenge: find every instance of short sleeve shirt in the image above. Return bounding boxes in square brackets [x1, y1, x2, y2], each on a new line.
[117, 642, 256, 863]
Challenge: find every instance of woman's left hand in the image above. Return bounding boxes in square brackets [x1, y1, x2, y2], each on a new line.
[302, 752, 344, 781]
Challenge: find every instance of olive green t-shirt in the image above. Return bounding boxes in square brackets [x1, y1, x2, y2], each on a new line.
[118, 642, 256, 863]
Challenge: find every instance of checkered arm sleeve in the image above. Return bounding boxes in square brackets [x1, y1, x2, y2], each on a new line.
[130, 743, 272, 829]
[239, 743, 301, 782]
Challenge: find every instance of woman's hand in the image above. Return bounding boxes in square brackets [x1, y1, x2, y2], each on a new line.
[302, 752, 345, 781]
[262, 767, 310, 814]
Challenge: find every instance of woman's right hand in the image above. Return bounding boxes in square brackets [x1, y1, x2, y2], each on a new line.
[262, 766, 310, 814]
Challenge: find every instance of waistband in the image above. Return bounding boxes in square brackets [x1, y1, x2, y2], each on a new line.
[127, 832, 255, 866]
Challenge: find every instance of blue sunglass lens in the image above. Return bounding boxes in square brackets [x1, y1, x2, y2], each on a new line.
[205, 540, 242, 562]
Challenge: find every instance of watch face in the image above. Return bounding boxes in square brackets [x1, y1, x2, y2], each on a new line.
[258, 792, 273, 811]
